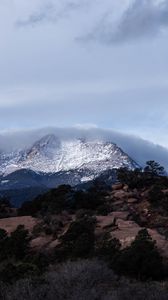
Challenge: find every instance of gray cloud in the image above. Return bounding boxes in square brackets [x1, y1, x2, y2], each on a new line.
[81, 0, 168, 44]
[1, 127, 168, 170]
[16, 0, 89, 27]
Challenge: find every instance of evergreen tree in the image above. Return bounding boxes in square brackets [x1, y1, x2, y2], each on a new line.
[113, 229, 163, 280]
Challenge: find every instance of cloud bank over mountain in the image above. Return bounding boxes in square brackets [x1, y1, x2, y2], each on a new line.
[1, 127, 168, 170]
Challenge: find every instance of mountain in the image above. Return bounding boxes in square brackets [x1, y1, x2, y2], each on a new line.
[0, 134, 139, 206]
[0, 134, 138, 177]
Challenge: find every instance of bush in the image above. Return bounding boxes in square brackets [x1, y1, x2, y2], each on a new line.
[96, 233, 121, 263]
[113, 229, 164, 280]
[0, 260, 168, 300]
[56, 216, 96, 260]
[0, 263, 39, 283]
[8, 225, 30, 260]
[0, 226, 30, 262]
[117, 168, 146, 189]
[0, 198, 12, 218]
[117, 161, 166, 189]
[18, 185, 73, 216]
[0, 228, 9, 262]
[148, 185, 165, 207]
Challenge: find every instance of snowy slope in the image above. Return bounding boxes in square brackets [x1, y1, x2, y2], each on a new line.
[0, 134, 139, 179]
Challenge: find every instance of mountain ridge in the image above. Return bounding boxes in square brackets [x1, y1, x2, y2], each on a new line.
[0, 134, 139, 178]
[0, 134, 140, 205]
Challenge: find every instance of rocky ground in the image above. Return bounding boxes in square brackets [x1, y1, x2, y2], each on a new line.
[1, 182, 168, 259]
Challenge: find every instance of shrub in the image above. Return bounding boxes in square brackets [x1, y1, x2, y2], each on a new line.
[56, 216, 96, 260]
[8, 225, 30, 260]
[0, 263, 39, 283]
[0, 228, 9, 262]
[113, 229, 164, 280]
[148, 185, 165, 207]
[18, 185, 73, 216]
[96, 233, 121, 263]
[0, 260, 168, 300]
[117, 168, 145, 189]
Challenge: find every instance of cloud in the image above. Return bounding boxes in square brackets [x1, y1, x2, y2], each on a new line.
[1, 127, 168, 170]
[16, 0, 89, 27]
[80, 0, 168, 44]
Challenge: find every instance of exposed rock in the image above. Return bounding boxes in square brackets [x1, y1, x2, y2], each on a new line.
[162, 189, 168, 195]
[31, 236, 53, 250]
[113, 190, 127, 199]
[113, 190, 139, 200]
[127, 198, 138, 204]
[107, 218, 168, 258]
[109, 211, 129, 221]
[141, 190, 150, 198]
[123, 185, 129, 192]
[137, 200, 150, 212]
[112, 183, 123, 191]
[112, 200, 125, 206]
[112, 219, 141, 248]
[47, 239, 61, 249]
[127, 192, 138, 199]
[96, 215, 116, 230]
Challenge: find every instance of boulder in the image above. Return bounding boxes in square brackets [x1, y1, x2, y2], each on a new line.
[127, 192, 138, 198]
[123, 185, 129, 192]
[162, 189, 168, 195]
[31, 236, 53, 250]
[112, 183, 123, 191]
[113, 190, 126, 199]
[127, 198, 138, 204]
[141, 190, 150, 198]
[110, 211, 129, 221]
[96, 215, 116, 229]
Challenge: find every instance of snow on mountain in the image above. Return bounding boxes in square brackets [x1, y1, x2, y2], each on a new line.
[0, 134, 139, 179]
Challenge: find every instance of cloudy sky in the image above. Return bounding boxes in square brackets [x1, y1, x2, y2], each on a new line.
[0, 0, 168, 147]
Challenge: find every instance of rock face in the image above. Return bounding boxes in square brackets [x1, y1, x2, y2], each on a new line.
[95, 183, 168, 258]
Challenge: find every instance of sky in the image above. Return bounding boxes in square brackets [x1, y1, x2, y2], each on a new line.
[0, 0, 168, 147]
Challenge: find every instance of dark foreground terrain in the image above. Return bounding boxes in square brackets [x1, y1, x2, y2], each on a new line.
[0, 161, 168, 299]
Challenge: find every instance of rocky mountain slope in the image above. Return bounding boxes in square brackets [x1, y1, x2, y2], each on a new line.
[0, 134, 138, 177]
[0, 134, 139, 205]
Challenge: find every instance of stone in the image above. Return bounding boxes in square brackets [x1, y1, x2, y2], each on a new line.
[112, 183, 123, 191]
[162, 189, 168, 194]
[109, 211, 129, 221]
[123, 185, 129, 192]
[127, 198, 138, 204]
[113, 190, 126, 199]
[126, 192, 138, 198]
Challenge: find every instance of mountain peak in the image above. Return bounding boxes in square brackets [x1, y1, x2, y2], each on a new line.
[0, 135, 139, 178]
[26, 134, 59, 159]
[31, 134, 58, 150]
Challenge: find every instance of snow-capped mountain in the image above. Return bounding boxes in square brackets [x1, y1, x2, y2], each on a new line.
[0, 134, 138, 179]
[0, 134, 140, 206]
